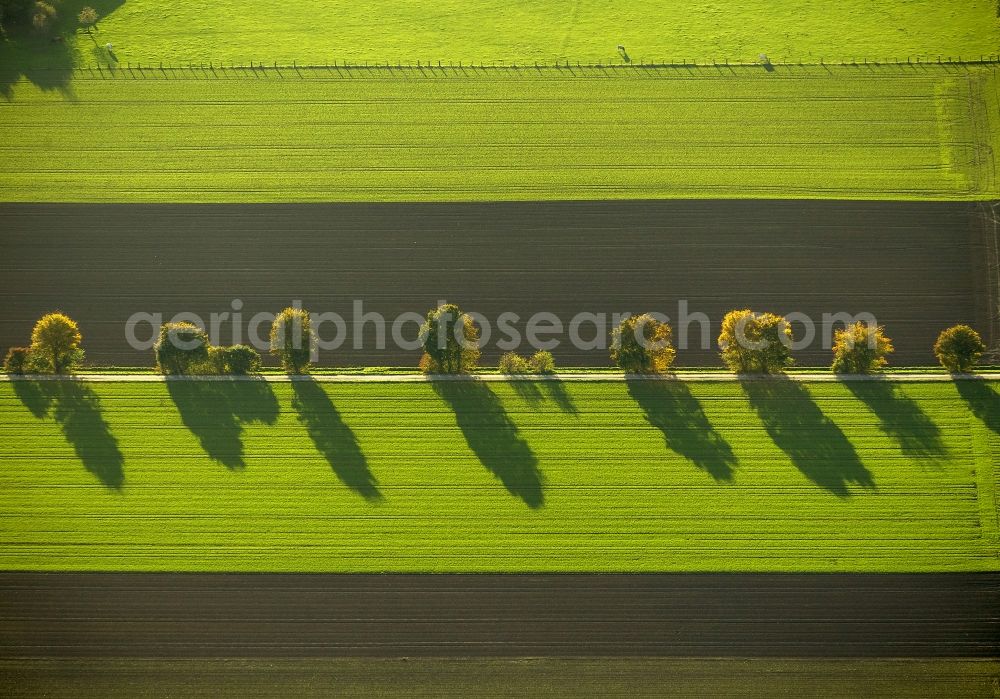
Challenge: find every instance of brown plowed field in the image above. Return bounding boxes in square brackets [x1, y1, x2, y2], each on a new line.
[1, 573, 997, 658]
[0, 201, 992, 367]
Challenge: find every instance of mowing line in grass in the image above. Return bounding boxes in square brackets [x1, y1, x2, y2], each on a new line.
[1, 66, 996, 202]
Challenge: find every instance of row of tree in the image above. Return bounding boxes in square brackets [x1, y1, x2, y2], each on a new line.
[154, 307, 308, 375]
[612, 309, 985, 375]
[1, 306, 990, 376]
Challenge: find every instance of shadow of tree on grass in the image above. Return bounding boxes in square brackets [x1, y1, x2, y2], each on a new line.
[0, 0, 125, 98]
[956, 379, 1000, 436]
[12, 379, 124, 489]
[291, 378, 380, 501]
[166, 379, 279, 470]
[434, 380, 543, 508]
[741, 378, 874, 497]
[626, 379, 737, 481]
[845, 380, 945, 459]
[11, 378, 52, 418]
[510, 379, 579, 415]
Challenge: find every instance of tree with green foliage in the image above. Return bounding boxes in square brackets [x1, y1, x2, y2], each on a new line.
[29, 312, 83, 374]
[718, 309, 793, 374]
[154, 322, 209, 375]
[77, 5, 97, 32]
[610, 313, 676, 374]
[498, 350, 556, 375]
[934, 324, 985, 373]
[831, 322, 894, 374]
[529, 350, 556, 374]
[418, 303, 480, 374]
[219, 345, 262, 375]
[498, 351, 531, 374]
[31, 0, 56, 30]
[270, 307, 313, 374]
[3, 347, 30, 374]
[0, 0, 58, 30]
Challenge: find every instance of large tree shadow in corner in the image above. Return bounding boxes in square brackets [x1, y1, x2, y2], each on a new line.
[627, 379, 737, 481]
[741, 378, 874, 497]
[166, 379, 279, 470]
[0, 0, 126, 98]
[12, 380, 124, 489]
[291, 378, 380, 501]
[956, 380, 1000, 436]
[845, 381, 946, 459]
[434, 381, 543, 508]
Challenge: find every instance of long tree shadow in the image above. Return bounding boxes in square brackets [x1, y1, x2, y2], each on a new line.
[741, 378, 874, 497]
[511, 380, 543, 407]
[11, 378, 53, 418]
[542, 380, 579, 415]
[626, 379, 737, 481]
[434, 381, 544, 508]
[12, 379, 124, 489]
[956, 379, 1000, 436]
[291, 378, 380, 501]
[166, 379, 279, 470]
[845, 381, 946, 459]
[510, 380, 579, 415]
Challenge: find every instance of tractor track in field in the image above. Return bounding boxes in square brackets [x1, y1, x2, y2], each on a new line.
[1, 573, 997, 658]
[0, 200, 991, 368]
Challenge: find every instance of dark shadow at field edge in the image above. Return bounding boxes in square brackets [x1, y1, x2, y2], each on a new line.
[12, 380, 124, 489]
[434, 380, 543, 508]
[845, 380, 946, 459]
[290, 378, 380, 501]
[741, 377, 874, 497]
[166, 379, 279, 470]
[956, 379, 1000, 436]
[626, 379, 737, 481]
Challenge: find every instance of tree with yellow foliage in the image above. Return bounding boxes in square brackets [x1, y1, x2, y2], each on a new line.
[29, 312, 83, 374]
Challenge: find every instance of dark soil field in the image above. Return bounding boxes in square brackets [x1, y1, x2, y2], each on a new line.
[1, 573, 997, 659]
[0, 201, 993, 367]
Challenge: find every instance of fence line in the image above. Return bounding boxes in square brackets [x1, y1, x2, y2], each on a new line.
[76, 54, 1000, 75]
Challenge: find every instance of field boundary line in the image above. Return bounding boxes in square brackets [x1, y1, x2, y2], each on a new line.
[2, 372, 999, 383]
[69, 57, 1000, 73]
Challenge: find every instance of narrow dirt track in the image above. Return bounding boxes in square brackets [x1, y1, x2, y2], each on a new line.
[1, 573, 997, 658]
[0, 201, 992, 367]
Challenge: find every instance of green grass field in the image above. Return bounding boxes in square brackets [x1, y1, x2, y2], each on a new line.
[3, 0, 998, 75]
[1, 65, 997, 201]
[1, 379, 997, 573]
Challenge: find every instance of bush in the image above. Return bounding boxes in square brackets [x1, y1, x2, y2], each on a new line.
[219, 345, 262, 375]
[718, 309, 793, 374]
[270, 307, 314, 374]
[29, 312, 84, 374]
[419, 303, 480, 374]
[934, 325, 985, 373]
[529, 350, 556, 374]
[610, 314, 676, 374]
[498, 351, 531, 374]
[498, 350, 557, 375]
[3, 346, 30, 374]
[831, 322, 894, 374]
[77, 5, 97, 30]
[154, 322, 209, 375]
[194, 345, 227, 375]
